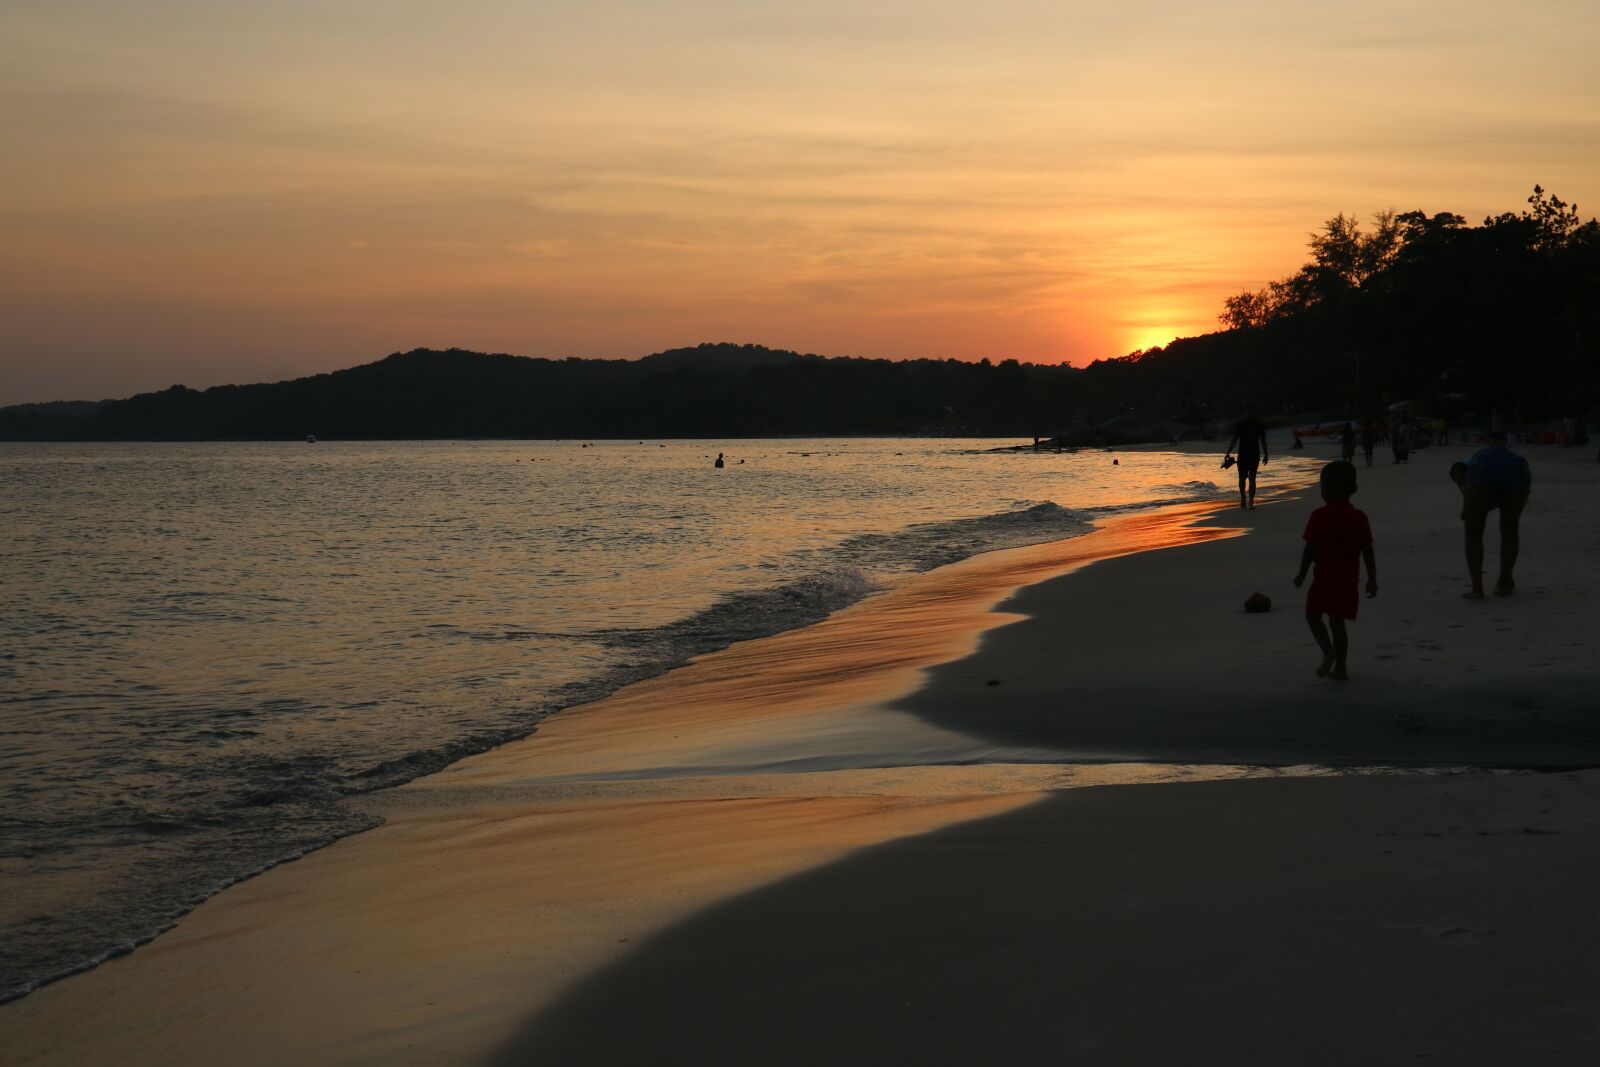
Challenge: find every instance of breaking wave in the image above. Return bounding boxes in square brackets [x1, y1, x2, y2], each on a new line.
[1, 499, 1098, 1003]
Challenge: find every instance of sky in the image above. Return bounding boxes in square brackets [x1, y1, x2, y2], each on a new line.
[2, 0, 1597, 405]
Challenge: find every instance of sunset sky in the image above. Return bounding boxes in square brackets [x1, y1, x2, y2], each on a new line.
[3, 0, 1597, 405]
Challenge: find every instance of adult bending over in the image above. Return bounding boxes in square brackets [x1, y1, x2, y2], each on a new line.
[1450, 432, 1531, 598]
[1224, 414, 1269, 509]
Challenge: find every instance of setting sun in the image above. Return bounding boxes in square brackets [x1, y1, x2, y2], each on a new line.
[4, 2, 1597, 402]
[4, 2, 1600, 1061]
[1127, 327, 1181, 355]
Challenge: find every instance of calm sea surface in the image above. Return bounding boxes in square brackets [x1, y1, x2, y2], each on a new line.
[1, 438, 1312, 999]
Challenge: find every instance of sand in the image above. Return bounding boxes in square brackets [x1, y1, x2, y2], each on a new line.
[4, 440, 1599, 1064]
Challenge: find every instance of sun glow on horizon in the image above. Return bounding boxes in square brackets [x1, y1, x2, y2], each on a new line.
[1127, 328, 1182, 356]
[1, 1, 1597, 404]
[1123, 307, 1214, 357]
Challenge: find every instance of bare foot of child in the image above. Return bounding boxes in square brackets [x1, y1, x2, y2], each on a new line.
[1463, 588, 1485, 600]
[1494, 580, 1515, 596]
[1316, 652, 1334, 678]
[1330, 666, 1349, 680]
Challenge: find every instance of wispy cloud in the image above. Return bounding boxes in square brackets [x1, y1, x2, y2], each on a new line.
[1, 0, 1597, 402]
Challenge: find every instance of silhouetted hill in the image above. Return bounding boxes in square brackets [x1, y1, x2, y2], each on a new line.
[0, 400, 107, 440]
[637, 342, 805, 371]
[6, 187, 1595, 443]
[25, 345, 1089, 441]
[3, 400, 105, 416]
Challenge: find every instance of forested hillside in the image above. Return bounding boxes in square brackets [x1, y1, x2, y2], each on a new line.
[5, 188, 1594, 442]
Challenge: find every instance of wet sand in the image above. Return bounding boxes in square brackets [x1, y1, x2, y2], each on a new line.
[5, 443, 1600, 1064]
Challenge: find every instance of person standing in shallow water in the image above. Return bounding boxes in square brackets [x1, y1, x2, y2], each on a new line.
[714, 453, 725, 469]
[1294, 461, 1377, 680]
[1224, 413, 1269, 509]
[1451, 431, 1531, 598]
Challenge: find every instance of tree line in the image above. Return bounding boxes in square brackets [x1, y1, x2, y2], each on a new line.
[4, 187, 1594, 442]
[1206, 185, 1598, 422]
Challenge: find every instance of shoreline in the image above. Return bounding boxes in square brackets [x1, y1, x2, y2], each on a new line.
[6, 443, 1600, 1062]
[902, 447, 1600, 769]
[2, 492, 1284, 1062]
[0, 440, 1301, 1006]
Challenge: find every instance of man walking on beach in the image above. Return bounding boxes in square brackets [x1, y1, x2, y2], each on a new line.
[1451, 432, 1531, 598]
[1225, 413, 1269, 509]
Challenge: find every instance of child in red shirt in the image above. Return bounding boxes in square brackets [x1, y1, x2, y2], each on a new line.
[1293, 460, 1378, 680]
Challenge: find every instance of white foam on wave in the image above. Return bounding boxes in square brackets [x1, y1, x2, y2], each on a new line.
[832, 501, 1093, 573]
[351, 505, 1097, 799]
[568, 502, 1093, 692]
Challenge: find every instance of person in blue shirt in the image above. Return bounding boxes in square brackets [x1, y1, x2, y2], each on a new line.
[1449, 432, 1532, 598]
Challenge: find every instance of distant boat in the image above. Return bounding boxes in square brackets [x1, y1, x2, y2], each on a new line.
[306, 434, 317, 444]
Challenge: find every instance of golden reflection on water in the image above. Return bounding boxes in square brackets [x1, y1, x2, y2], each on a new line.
[434, 501, 1246, 786]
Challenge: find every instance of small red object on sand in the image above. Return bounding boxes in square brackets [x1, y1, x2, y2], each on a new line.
[1243, 592, 1272, 614]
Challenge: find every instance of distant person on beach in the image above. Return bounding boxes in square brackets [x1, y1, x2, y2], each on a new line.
[1294, 461, 1377, 681]
[1360, 420, 1376, 467]
[1450, 432, 1531, 598]
[1392, 420, 1413, 464]
[714, 453, 725, 468]
[1340, 422, 1356, 462]
[1224, 414, 1269, 509]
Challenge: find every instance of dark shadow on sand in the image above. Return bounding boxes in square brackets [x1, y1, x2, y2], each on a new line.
[889, 513, 1600, 770]
[493, 774, 1600, 1065]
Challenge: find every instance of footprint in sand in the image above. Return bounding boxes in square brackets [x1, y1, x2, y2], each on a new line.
[1439, 927, 1497, 941]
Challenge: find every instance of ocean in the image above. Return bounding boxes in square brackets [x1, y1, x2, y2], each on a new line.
[0, 437, 1311, 1000]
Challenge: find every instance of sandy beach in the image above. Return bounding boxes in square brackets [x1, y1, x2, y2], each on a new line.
[5, 440, 1600, 1065]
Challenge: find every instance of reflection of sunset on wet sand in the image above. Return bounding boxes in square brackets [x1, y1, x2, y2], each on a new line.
[5, 0, 1600, 1062]
[0, 495, 1271, 1064]
[442, 501, 1243, 782]
[10, 450, 1600, 1064]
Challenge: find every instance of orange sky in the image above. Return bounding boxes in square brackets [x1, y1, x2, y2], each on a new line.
[3, 1, 1597, 405]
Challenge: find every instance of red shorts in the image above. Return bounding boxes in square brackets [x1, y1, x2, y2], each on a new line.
[1306, 571, 1359, 620]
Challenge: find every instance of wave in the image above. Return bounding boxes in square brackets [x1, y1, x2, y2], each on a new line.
[832, 501, 1093, 574]
[346, 502, 1095, 792]
[1089, 489, 1229, 514]
[2, 501, 1103, 1003]
[0, 809, 376, 1011]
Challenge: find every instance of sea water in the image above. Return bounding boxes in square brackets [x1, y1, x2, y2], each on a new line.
[0, 438, 1311, 1000]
